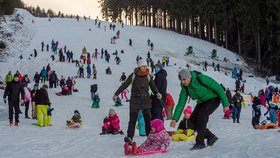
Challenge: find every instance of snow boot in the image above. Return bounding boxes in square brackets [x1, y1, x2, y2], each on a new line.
[124, 143, 131, 155]
[15, 122, 19, 127]
[9, 120, 13, 126]
[124, 137, 133, 145]
[190, 144, 206, 150]
[131, 142, 137, 154]
[207, 136, 218, 146]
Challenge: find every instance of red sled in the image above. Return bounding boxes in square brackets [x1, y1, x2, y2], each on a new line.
[130, 150, 168, 156]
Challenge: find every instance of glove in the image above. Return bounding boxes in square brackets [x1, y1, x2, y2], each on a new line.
[112, 95, 118, 102]
[3, 98, 6, 104]
[156, 93, 162, 100]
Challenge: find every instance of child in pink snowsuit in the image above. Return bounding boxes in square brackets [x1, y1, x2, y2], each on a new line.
[124, 119, 170, 155]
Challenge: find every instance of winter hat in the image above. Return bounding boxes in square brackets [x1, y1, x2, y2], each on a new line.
[42, 84, 48, 89]
[178, 69, 191, 80]
[74, 110, 80, 114]
[155, 63, 163, 70]
[150, 119, 165, 132]
[137, 59, 147, 67]
[183, 106, 192, 115]
[109, 108, 116, 116]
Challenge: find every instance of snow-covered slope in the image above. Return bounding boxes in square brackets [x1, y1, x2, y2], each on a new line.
[0, 9, 279, 158]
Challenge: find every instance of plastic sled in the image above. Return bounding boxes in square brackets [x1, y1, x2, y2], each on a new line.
[67, 122, 81, 128]
[255, 123, 278, 130]
[131, 150, 168, 156]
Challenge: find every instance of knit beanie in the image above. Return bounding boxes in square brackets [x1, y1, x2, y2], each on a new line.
[155, 63, 163, 69]
[109, 108, 116, 116]
[183, 106, 192, 115]
[137, 59, 147, 67]
[178, 69, 191, 80]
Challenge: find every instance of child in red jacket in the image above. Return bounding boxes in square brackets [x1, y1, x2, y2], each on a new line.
[165, 93, 175, 120]
[100, 108, 123, 135]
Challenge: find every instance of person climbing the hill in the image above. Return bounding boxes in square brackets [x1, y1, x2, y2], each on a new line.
[170, 69, 229, 150]
[3, 74, 25, 126]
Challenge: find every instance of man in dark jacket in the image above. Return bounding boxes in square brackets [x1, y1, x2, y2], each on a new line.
[33, 72, 41, 86]
[151, 63, 167, 121]
[35, 84, 51, 127]
[3, 74, 25, 126]
[49, 71, 58, 88]
[170, 69, 229, 150]
[113, 59, 161, 145]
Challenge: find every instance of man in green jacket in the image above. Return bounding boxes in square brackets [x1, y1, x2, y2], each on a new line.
[170, 69, 229, 150]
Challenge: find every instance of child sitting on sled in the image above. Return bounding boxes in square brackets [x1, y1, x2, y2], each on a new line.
[171, 106, 195, 141]
[124, 119, 170, 155]
[100, 108, 123, 135]
[92, 93, 100, 108]
[66, 110, 82, 126]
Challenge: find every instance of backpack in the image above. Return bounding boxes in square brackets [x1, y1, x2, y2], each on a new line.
[129, 73, 152, 95]
[91, 84, 98, 93]
[184, 71, 209, 103]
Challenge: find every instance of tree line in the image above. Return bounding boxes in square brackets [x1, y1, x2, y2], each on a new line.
[99, 0, 280, 77]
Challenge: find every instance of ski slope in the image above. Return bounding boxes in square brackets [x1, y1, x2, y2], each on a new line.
[0, 9, 279, 158]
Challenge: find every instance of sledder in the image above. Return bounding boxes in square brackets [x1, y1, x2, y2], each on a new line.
[66, 110, 82, 128]
[91, 93, 100, 108]
[170, 106, 195, 141]
[100, 108, 124, 135]
[124, 119, 170, 156]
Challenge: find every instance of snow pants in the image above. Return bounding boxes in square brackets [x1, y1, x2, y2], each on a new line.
[189, 97, 220, 146]
[137, 110, 146, 136]
[37, 105, 48, 127]
[8, 100, 20, 122]
[127, 108, 151, 139]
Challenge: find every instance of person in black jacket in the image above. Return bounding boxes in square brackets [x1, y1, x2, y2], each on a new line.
[120, 72, 126, 83]
[251, 96, 262, 128]
[151, 63, 167, 121]
[33, 72, 41, 86]
[35, 84, 51, 127]
[49, 71, 58, 88]
[3, 74, 25, 126]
